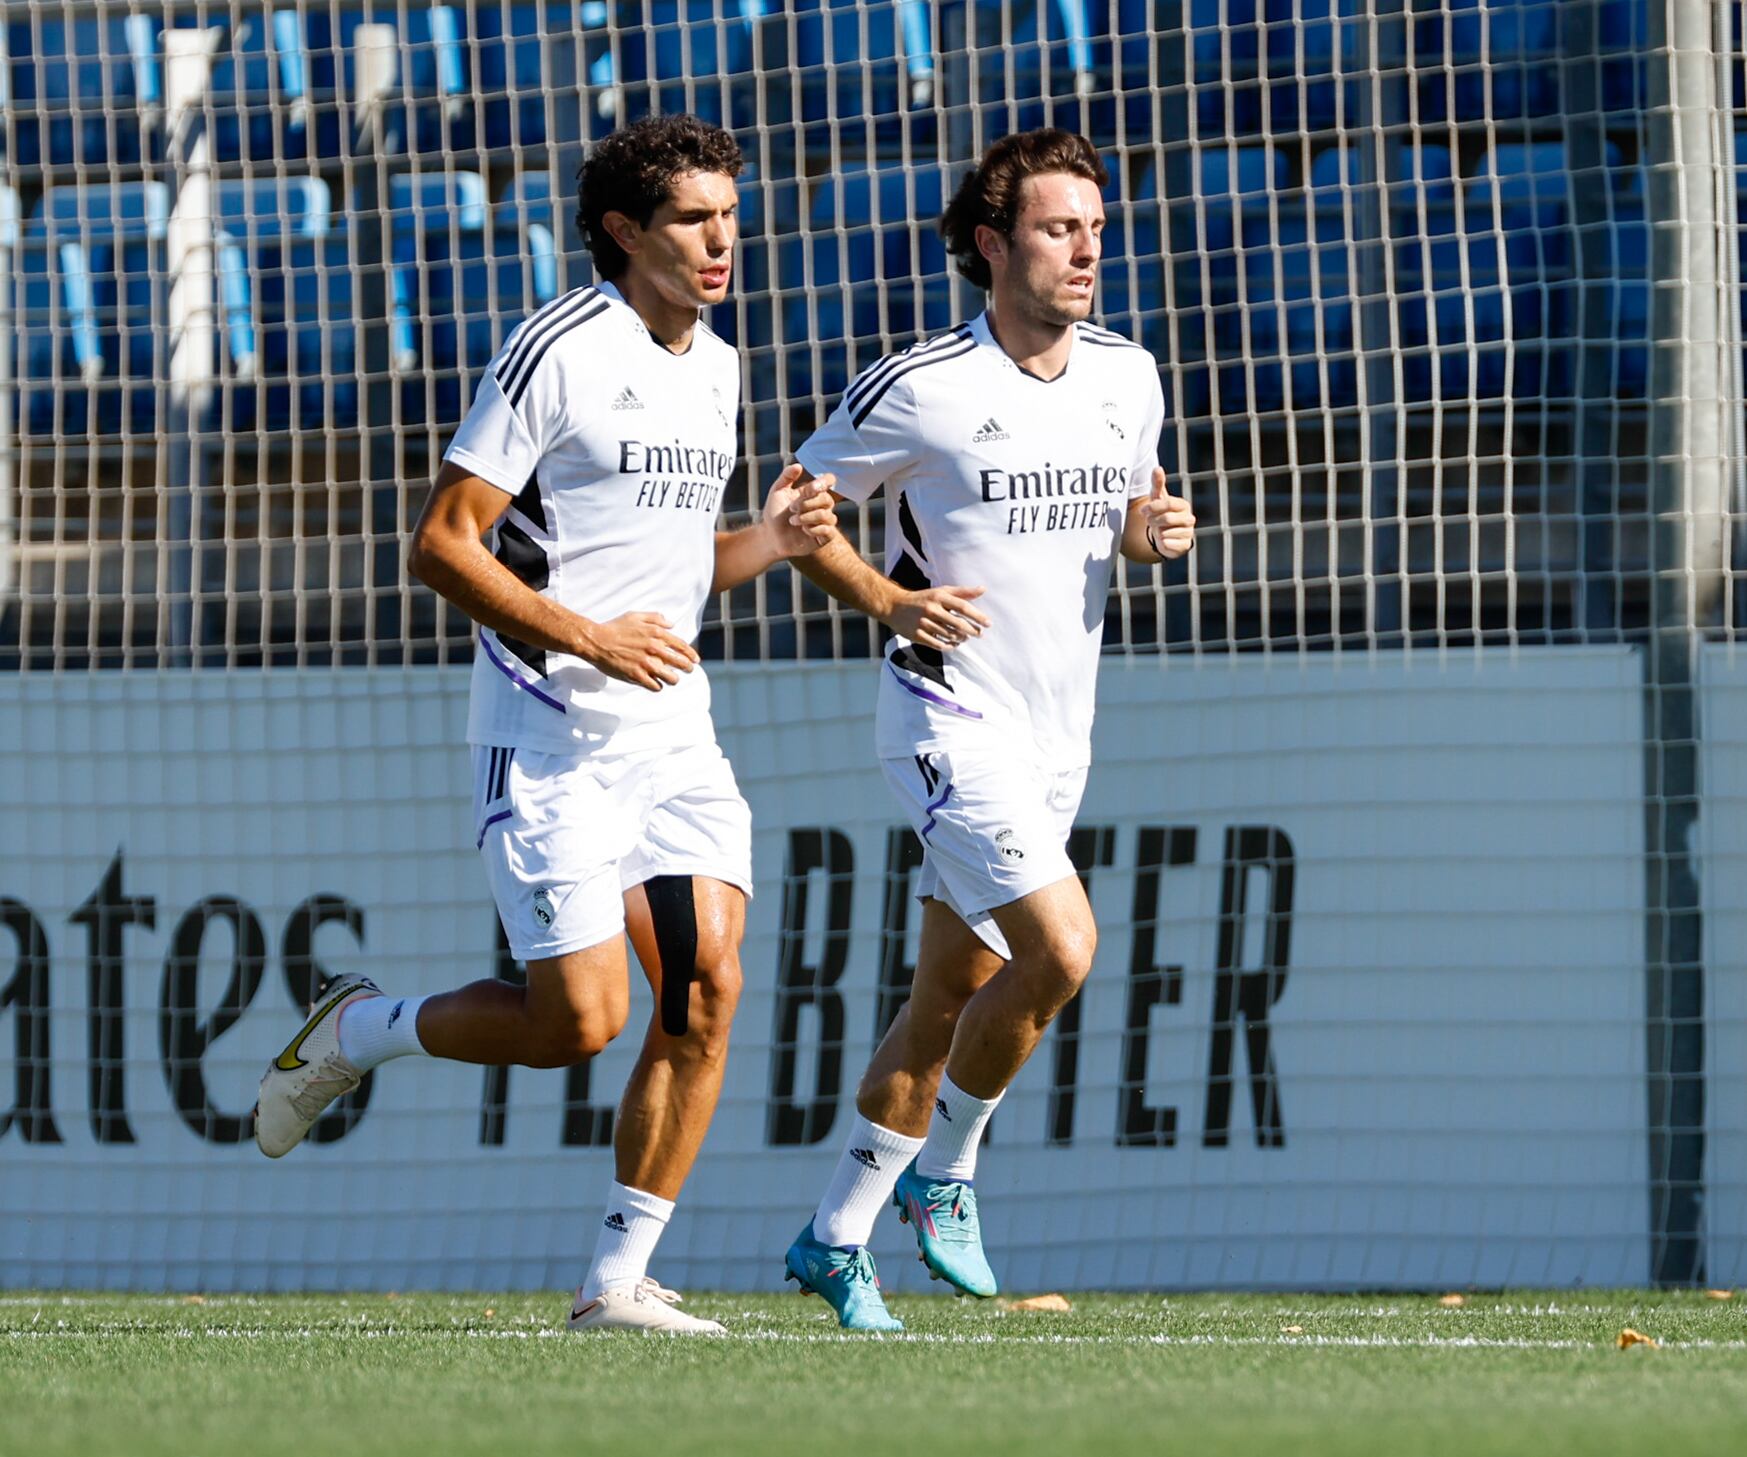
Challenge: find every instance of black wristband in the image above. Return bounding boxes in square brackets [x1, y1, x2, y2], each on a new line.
[1145, 521, 1162, 557]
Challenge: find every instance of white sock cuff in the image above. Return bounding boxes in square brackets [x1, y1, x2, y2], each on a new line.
[916, 1075, 1004, 1182]
[939, 1074, 1005, 1121]
[846, 1114, 926, 1163]
[609, 1181, 676, 1225]
[811, 1116, 924, 1248]
[337, 992, 429, 1072]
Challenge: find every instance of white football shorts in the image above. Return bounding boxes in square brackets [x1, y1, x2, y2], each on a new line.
[471, 739, 753, 962]
[881, 749, 1089, 960]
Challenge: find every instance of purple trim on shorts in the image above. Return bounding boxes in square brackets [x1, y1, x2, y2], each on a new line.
[482, 634, 568, 714]
[920, 784, 954, 839]
[475, 809, 512, 848]
[887, 662, 985, 719]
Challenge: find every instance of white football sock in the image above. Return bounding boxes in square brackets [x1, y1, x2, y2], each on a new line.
[336, 993, 430, 1072]
[915, 1075, 1003, 1183]
[812, 1115, 925, 1247]
[582, 1182, 674, 1300]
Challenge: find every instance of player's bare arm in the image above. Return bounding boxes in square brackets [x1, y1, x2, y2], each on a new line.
[788, 468, 994, 652]
[711, 464, 840, 593]
[409, 460, 700, 693]
[1122, 466, 1196, 563]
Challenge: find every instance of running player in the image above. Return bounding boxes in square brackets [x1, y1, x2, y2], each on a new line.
[252, 113, 836, 1334]
[780, 129, 1196, 1330]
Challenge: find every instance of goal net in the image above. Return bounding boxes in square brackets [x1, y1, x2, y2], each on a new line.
[1, 0, 1744, 1292]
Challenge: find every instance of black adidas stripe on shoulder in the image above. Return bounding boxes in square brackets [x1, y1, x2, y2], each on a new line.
[496, 287, 608, 407]
[844, 325, 975, 416]
[496, 286, 596, 381]
[851, 329, 979, 428]
[1077, 321, 1147, 351]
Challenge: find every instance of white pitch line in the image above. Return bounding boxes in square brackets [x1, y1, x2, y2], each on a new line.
[4, 1326, 1745, 1351]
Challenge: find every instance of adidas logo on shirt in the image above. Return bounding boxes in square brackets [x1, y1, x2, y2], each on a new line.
[850, 1147, 881, 1171]
[604, 1211, 629, 1232]
[971, 417, 1009, 443]
[611, 387, 644, 411]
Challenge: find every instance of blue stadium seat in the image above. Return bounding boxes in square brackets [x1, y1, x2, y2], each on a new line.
[246, 232, 356, 432]
[1190, 0, 1262, 136]
[1278, 146, 1359, 408]
[970, 0, 1095, 120]
[1106, 0, 1159, 134]
[499, 172, 562, 305]
[295, 6, 470, 154]
[1599, 0, 1646, 113]
[1415, 0, 1561, 124]
[1194, 146, 1286, 413]
[1099, 155, 1203, 417]
[1100, 156, 1162, 339]
[614, 0, 765, 129]
[782, 163, 953, 401]
[386, 172, 489, 373]
[725, 165, 803, 458]
[1601, 167, 1648, 399]
[6, 12, 153, 167]
[16, 183, 170, 437]
[387, 171, 561, 423]
[1264, 0, 1358, 135]
[475, 3, 614, 147]
[1393, 144, 1494, 402]
[793, 0, 932, 134]
[201, 7, 313, 162]
[1394, 142, 1623, 403]
[209, 178, 332, 388]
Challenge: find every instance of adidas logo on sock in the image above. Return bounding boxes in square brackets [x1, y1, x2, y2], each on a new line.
[604, 1211, 629, 1232]
[971, 417, 1009, 443]
[935, 1097, 952, 1122]
[850, 1147, 880, 1171]
[611, 386, 643, 411]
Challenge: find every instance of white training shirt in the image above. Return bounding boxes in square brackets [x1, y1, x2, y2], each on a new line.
[796, 312, 1165, 769]
[443, 281, 740, 756]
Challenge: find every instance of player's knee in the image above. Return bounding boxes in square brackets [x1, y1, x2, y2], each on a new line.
[526, 996, 627, 1067]
[681, 952, 742, 1048]
[1032, 921, 1097, 1005]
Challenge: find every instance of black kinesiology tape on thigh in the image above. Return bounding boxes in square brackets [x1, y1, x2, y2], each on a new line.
[643, 875, 699, 1037]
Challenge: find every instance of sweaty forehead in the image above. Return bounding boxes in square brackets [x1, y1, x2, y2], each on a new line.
[1016, 172, 1105, 223]
[663, 168, 740, 213]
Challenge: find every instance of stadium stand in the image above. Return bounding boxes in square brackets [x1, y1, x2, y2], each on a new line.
[0, 0, 1707, 663]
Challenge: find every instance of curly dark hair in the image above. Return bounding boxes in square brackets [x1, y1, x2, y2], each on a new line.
[939, 129, 1110, 291]
[575, 114, 744, 281]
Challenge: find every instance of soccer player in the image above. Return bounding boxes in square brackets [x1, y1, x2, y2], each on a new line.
[252, 114, 836, 1334]
[780, 129, 1196, 1330]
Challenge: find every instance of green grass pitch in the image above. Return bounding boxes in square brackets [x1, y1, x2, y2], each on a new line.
[4, 1290, 1744, 1456]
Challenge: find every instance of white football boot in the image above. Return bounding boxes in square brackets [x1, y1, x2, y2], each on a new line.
[566, 1278, 726, 1334]
[253, 974, 381, 1157]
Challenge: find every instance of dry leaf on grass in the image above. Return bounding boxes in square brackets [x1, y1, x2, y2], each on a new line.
[1281, 1325, 1305, 1335]
[1617, 1328, 1659, 1349]
[1439, 1293, 1466, 1308]
[182, 1294, 206, 1306]
[1706, 1290, 1734, 1301]
[995, 1294, 1073, 1313]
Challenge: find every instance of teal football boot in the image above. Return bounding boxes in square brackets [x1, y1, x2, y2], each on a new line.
[893, 1164, 998, 1298]
[783, 1223, 904, 1332]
